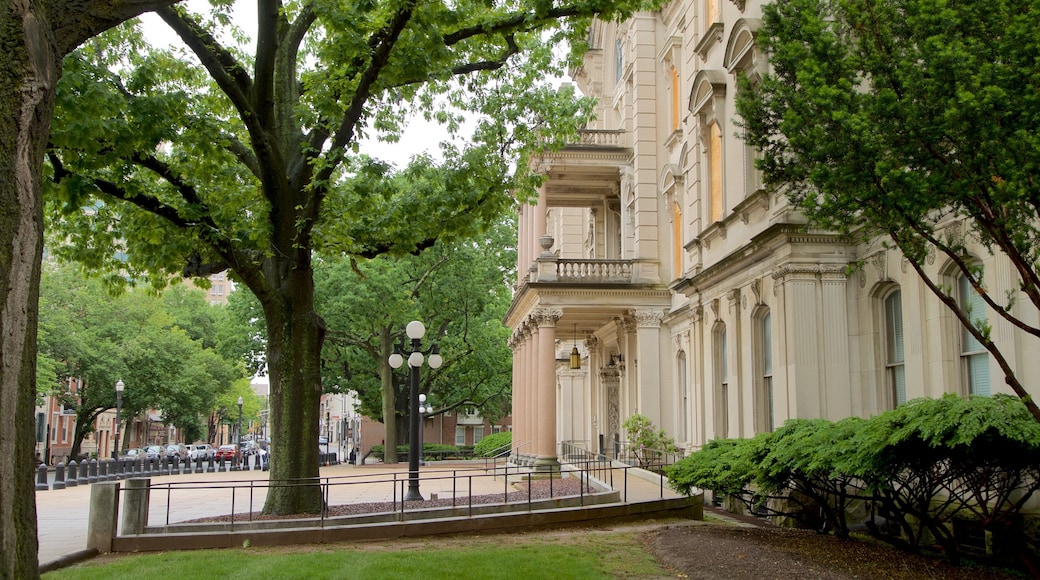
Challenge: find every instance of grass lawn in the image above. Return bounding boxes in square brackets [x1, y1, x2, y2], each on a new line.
[43, 527, 670, 579]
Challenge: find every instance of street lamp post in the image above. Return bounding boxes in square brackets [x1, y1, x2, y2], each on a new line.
[113, 380, 124, 460]
[388, 320, 442, 502]
[233, 396, 243, 471]
[418, 394, 433, 466]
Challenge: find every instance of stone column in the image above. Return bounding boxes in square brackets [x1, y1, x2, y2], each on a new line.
[633, 309, 665, 423]
[533, 308, 562, 470]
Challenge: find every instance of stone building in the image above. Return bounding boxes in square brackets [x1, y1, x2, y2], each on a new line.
[505, 0, 1040, 468]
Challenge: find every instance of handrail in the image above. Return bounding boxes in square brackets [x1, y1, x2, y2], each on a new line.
[122, 459, 680, 536]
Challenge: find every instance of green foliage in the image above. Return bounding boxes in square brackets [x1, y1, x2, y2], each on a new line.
[622, 413, 678, 468]
[473, 431, 512, 457]
[736, 0, 1040, 421]
[37, 261, 247, 455]
[667, 394, 1040, 562]
[666, 437, 764, 498]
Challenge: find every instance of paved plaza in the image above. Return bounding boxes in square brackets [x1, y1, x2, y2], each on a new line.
[35, 461, 681, 567]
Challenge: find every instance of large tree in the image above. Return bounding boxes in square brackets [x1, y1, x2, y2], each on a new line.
[1, 2, 181, 577]
[42, 0, 663, 515]
[316, 217, 516, 462]
[737, 0, 1040, 423]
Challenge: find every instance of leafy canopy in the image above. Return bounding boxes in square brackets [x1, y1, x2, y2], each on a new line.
[736, 0, 1040, 422]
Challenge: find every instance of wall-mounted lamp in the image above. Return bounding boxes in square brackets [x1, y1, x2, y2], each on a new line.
[569, 324, 581, 370]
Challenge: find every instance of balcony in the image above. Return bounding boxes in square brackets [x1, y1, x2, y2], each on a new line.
[555, 259, 634, 283]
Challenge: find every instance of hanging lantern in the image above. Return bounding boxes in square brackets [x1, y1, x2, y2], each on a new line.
[569, 324, 581, 370]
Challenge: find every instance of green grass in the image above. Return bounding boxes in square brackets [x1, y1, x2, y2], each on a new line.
[43, 529, 670, 579]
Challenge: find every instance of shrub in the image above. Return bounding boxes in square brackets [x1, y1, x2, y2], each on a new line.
[474, 432, 512, 457]
[622, 414, 678, 468]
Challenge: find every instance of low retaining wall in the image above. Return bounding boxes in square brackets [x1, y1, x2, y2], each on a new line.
[113, 496, 702, 554]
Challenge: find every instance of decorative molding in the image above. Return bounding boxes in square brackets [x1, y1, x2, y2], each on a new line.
[750, 278, 762, 304]
[710, 298, 721, 320]
[727, 288, 741, 311]
[695, 22, 725, 62]
[632, 309, 665, 328]
[531, 308, 563, 327]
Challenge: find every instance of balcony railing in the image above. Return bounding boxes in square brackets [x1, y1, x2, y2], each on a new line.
[574, 129, 624, 147]
[555, 259, 634, 283]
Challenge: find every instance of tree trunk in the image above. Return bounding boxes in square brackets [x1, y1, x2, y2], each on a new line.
[0, 6, 59, 577]
[259, 259, 324, 515]
[0, 2, 185, 575]
[379, 328, 399, 464]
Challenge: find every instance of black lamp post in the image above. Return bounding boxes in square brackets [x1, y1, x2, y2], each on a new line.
[418, 394, 433, 466]
[232, 395, 243, 470]
[113, 380, 124, 459]
[388, 320, 442, 502]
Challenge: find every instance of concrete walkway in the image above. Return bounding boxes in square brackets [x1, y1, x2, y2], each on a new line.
[36, 461, 683, 567]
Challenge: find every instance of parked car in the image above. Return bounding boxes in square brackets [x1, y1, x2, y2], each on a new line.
[165, 444, 189, 462]
[187, 444, 214, 461]
[239, 440, 258, 456]
[143, 445, 167, 460]
[121, 448, 142, 460]
[215, 444, 238, 462]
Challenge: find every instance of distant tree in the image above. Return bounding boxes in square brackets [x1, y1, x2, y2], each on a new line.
[44, 0, 664, 515]
[315, 223, 515, 463]
[37, 262, 244, 457]
[737, 0, 1040, 422]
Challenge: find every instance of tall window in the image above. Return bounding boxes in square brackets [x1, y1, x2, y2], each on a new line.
[705, 0, 718, 29]
[678, 351, 689, 441]
[884, 290, 907, 406]
[709, 122, 724, 223]
[714, 325, 729, 438]
[473, 427, 484, 444]
[756, 310, 774, 432]
[615, 39, 623, 84]
[672, 202, 683, 279]
[455, 426, 467, 446]
[958, 274, 991, 396]
[670, 67, 681, 131]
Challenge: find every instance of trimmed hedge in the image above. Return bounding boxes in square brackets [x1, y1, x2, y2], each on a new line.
[473, 431, 512, 457]
[666, 394, 1040, 566]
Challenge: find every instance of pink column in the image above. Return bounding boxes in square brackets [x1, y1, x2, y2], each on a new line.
[533, 308, 561, 469]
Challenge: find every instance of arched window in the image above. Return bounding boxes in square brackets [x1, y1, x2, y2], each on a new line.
[958, 273, 991, 396]
[883, 289, 906, 406]
[754, 309, 773, 431]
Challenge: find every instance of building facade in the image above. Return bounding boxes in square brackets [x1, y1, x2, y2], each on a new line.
[505, 0, 1040, 468]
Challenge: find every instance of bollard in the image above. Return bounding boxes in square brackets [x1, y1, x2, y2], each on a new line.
[51, 462, 66, 490]
[136, 457, 144, 476]
[196, 455, 204, 474]
[206, 455, 215, 473]
[98, 458, 108, 482]
[88, 458, 99, 483]
[77, 459, 90, 485]
[159, 456, 168, 476]
[171, 455, 179, 475]
[254, 453, 261, 470]
[218, 457, 226, 472]
[35, 464, 49, 491]
[66, 460, 79, 487]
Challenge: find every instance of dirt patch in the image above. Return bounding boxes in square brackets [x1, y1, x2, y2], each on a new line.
[644, 512, 1026, 580]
